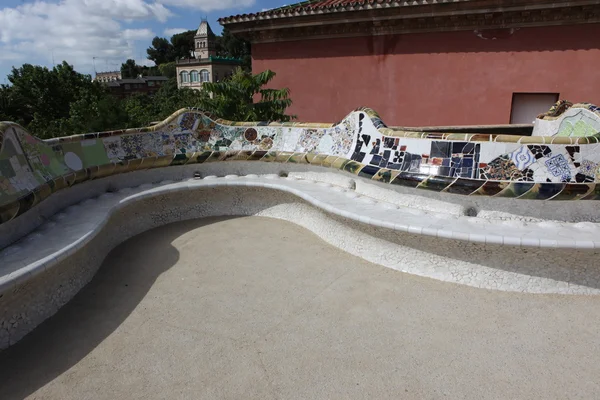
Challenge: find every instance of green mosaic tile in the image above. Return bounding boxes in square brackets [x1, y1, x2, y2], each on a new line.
[494, 182, 535, 198]
[321, 155, 338, 168]
[113, 161, 131, 175]
[275, 152, 294, 163]
[372, 168, 400, 183]
[416, 175, 455, 192]
[309, 154, 328, 166]
[248, 150, 268, 161]
[471, 181, 508, 196]
[195, 151, 213, 163]
[444, 178, 485, 196]
[81, 139, 110, 167]
[203, 152, 223, 163]
[582, 184, 600, 200]
[305, 153, 318, 164]
[0, 201, 19, 224]
[342, 160, 363, 175]
[0, 159, 15, 178]
[288, 153, 309, 164]
[390, 172, 428, 188]
[126, 158, 146, 170]
[153, 155, 175, 169]
[515, 183, 543, 200]
[552, 183, 594, 200]
[73, 169, 90, 185]
[15, 192, 36, 218]
[230, 150, 254, 161]
[331, 157, 348, 170]
[261, 151, 278, 162]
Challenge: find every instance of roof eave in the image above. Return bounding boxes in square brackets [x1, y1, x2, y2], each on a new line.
[219, 0, 600, 42]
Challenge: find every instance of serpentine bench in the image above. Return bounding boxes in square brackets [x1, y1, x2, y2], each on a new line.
[2, 100, 600, 349]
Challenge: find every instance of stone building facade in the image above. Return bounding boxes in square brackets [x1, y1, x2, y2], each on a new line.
[175, 20, 242, 90]
[94, 71, 121, 83]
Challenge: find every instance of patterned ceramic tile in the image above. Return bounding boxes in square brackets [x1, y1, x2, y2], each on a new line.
[4, 102, 600, 225]
[510, 146, 536, 170]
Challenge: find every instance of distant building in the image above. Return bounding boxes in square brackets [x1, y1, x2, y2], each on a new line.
[175, 19, 242, 90]
[103, 76, 169, 98]
[94, 71, 122, 83]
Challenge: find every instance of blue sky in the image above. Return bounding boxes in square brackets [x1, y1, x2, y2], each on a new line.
[0, 0, 288, 82]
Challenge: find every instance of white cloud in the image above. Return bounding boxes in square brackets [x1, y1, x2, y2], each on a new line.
[0, 0, 255, 78]
[0, 0, 168, 75]
[160, 0, 255, 12]
[163, 27, 188, 37]
[123, 28, 156, 41]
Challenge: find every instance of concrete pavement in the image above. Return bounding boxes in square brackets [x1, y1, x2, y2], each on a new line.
[1, 216, 599, 399]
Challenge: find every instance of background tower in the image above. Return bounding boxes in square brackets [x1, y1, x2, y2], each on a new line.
[194, 19, 216, 60]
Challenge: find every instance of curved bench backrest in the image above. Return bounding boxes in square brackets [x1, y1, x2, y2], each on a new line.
[533, 102, 600, 138]
[4, 102, 600, 226]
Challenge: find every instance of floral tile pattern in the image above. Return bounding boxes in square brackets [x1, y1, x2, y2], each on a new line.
[510, 146, 535, 171]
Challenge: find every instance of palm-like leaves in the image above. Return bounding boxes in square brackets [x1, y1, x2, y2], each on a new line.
[199, 68, 295, 122]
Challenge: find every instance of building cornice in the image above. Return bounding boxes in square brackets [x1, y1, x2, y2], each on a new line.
[175, 57, 243, 66]
[220, 1, 600, 43]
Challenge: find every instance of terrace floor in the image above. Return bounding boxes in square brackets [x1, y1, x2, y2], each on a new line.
[0, 216, 599, 399]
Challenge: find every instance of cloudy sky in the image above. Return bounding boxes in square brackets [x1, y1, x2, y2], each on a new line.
[0, 0, 287, 82]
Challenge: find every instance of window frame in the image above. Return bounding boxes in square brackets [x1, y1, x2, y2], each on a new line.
[200, 69, 210, 83]
[180, 71, 190, 84]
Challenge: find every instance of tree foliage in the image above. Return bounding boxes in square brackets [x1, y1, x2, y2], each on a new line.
[146, 37, 174, 66]
[146, 27, 251, 69]
[199, 68, 295, 122]
[2, 62, 104, 137]
[158, 62, 177, 79]
[0, 61, 293, 139]
[171, 30, 196, 60]
[215, 28, 251, 71]
[120, 59, 159, 78]
[120, 59, 141, 78]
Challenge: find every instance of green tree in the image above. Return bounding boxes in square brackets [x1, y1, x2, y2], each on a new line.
[152, 78, 207, 120]
[199, 68, 294, 122]
[121, 59, 141, 78]
[0, 85, 21, 123]
[121, 59, 161, 78]
[215, 28, 251, 70]
[1, 61, 134, 138]
[146, 37, 174, 66]
[5, 62, 96, 136]
[119, 78, 207, 127]
[158, 62, 177, 79]
[68, 85, 129, 134]
[121, 93, 156, 127]
[171, 30, 196, 60]
[147, 28, 252, 68]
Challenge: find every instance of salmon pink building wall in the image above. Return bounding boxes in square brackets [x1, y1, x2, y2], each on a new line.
[252, 24, 600, 126]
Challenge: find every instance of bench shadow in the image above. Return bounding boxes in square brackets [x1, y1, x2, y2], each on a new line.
[0, 216, 239, 400]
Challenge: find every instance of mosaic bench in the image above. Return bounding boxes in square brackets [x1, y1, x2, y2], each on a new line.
[2, 100, 600, 349]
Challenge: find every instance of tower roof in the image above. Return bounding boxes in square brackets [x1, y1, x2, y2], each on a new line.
[196, 19, 215, 38]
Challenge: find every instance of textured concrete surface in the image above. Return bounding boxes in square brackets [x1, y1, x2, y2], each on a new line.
[1, 216, 600, 399]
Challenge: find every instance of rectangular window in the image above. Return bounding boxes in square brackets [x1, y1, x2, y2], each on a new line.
[148, 81, 155, 87]
[510, 93, 559, 124]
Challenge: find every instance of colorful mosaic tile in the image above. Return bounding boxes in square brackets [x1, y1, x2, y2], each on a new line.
[3, 101, 600, 226]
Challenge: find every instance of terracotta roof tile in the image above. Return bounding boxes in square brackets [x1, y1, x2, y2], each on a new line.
[219, 0, 439, 24]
